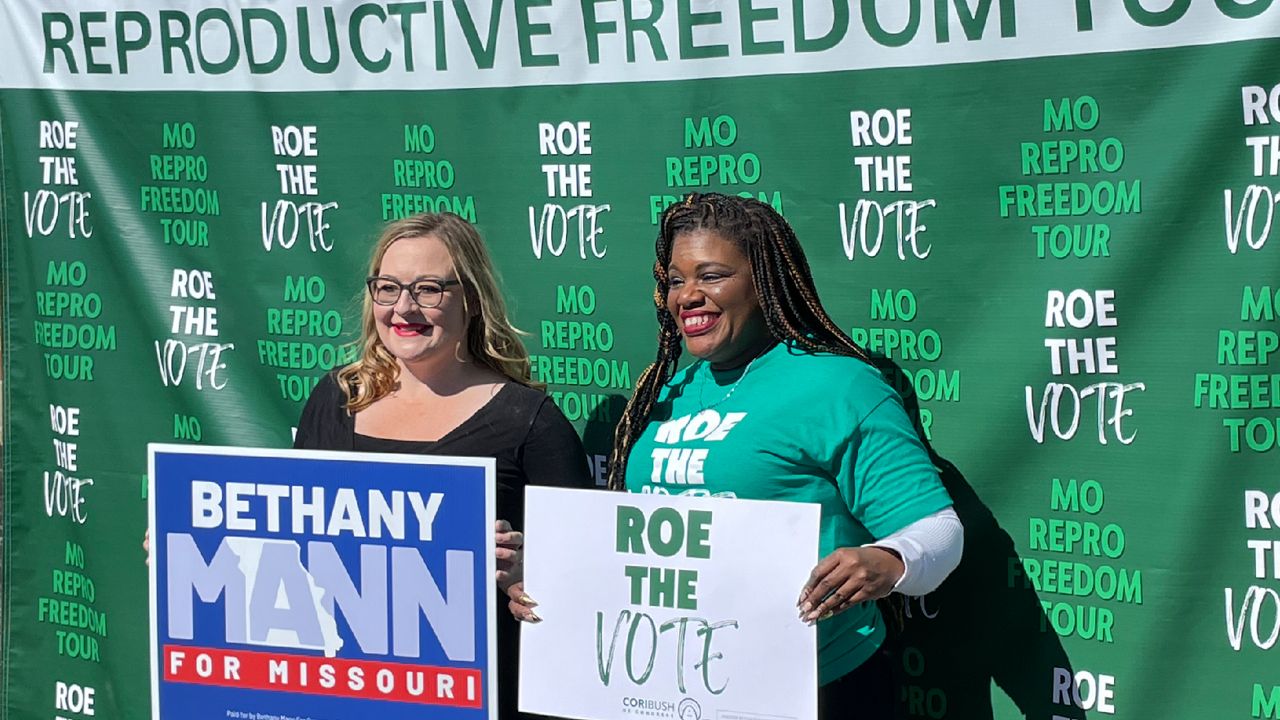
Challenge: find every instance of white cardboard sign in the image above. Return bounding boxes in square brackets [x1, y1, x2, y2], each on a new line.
[520, 487, 820, 720]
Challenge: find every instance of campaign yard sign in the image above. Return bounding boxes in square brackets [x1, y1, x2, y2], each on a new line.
[148, 445, 496, 720]
[519, 487, 820, 720]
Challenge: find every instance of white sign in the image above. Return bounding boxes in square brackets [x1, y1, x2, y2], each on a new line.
[520, 487, 819, 720]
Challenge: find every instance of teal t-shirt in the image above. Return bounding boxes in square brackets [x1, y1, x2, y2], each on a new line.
[624, 342, 953, 685]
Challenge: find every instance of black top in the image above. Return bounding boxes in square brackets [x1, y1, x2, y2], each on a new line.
[293, 372, 592, 720]
[294, 372, 594, 529]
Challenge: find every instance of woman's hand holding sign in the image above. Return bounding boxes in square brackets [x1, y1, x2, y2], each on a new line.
[496, 520, 540, 623]
[797, 546, 904, 624]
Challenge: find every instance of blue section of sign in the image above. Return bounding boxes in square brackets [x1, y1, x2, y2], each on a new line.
[152, 449, 494, 720]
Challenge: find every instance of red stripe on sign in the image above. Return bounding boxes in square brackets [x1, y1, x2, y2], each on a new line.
[162, 645, 484, 708]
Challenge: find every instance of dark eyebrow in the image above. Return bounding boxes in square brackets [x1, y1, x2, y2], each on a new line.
[668, 261, 734, 274]
[373, 274, 452, 284]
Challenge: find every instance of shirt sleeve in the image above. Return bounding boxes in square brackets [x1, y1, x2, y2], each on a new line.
[519, 396, 594, 489]
[837, 394, 953, 539]
[866, 507, 964, 596]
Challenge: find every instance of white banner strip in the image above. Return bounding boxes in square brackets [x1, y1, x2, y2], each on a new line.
[2, 1, 1279, 92]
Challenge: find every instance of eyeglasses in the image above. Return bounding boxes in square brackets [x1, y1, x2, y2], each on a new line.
[366, 276, 461, 308]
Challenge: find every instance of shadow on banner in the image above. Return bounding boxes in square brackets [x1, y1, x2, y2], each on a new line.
[871, 355, 1084, 720]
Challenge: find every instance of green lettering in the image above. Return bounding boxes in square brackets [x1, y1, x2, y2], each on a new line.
[79, 12, 110, 74]
[686, 510, 712, 559]
[195, 8, 240, 74]
[616, 506, 645, 553]
[243, 8, 287, 74]
[515, 0, 559, 66]
[934, 0, 1015, 42]
[581, 0, 617, 64]
[349, 4, 391, 72]
[678, 0, 729, 58]
[115, 11, 152, 73]
[624, 565, 648, 604]
[1253, 683, 1280, 719]
[647, 507, 685, 556]
[388, 3, 429, 71]
[739, 0, 784, 55]
[862, 0, 920, 47]
[297, 6, 340, 73]
[42, 12, 77, 74]
[1216, 0, 1274, 18]
[1124, 0, 1190, 25]
[677, 569, 699, 609]
[453, 0, 503, 69]
[1243, 286, 1276, 322]
[159, 10, 195, 74]
[794, 0, 847, 52]
[624, 0, 667, 61]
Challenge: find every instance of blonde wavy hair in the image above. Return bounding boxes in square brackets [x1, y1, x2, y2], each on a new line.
[337, 213, 532, 412]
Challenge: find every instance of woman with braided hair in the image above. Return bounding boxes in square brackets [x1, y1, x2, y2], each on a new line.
[597, 192, 961, 716]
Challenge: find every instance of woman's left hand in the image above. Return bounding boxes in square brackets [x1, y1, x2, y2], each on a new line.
[496, 521, 541, 623]
[797, 547, 905, 624]
[495, 520, 524, 590]
[505, 581, 541, 623]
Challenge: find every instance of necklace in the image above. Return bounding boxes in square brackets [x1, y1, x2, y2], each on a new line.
[696, 352, 765, 411]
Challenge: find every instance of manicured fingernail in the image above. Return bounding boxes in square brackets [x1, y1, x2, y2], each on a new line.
[818, 611, 834, 622]
[519, 595, 538, 607]
[526, 612, 542, 623]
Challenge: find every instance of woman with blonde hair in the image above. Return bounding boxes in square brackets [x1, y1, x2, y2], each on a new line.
[294, 212, 589, 719]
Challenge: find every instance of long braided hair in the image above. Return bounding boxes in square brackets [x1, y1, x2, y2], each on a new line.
[607, 192, 871, 490]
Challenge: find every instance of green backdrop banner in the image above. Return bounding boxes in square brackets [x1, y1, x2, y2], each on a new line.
[2, 2, 1279, 719]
